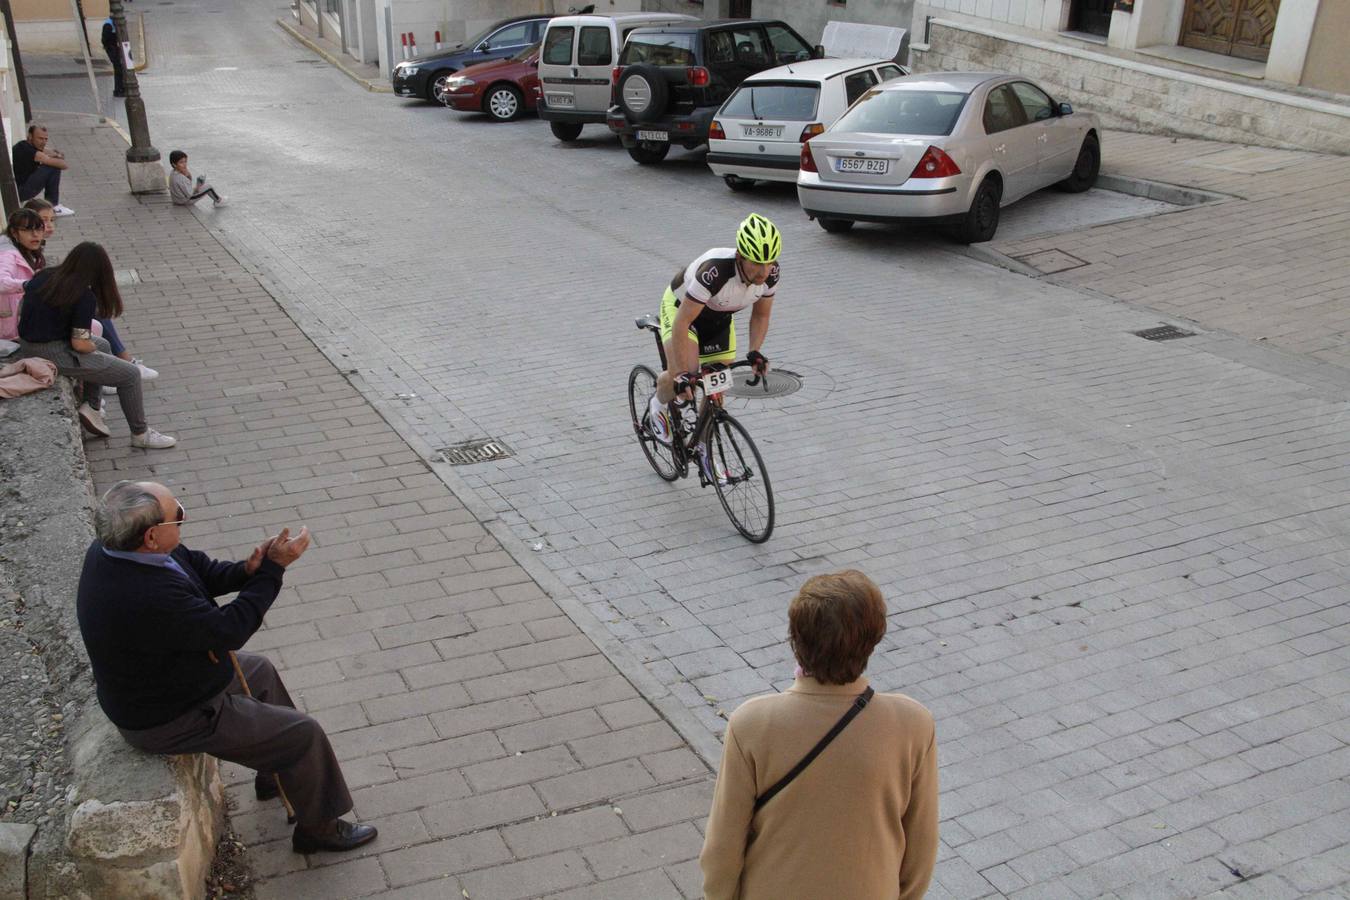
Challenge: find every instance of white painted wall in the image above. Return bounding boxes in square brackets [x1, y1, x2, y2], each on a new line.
[1, 27, 27, 152]
[913, 0, 1064, 35]
[1265, 0, 1319, 85]
[14, 18, 103, 54]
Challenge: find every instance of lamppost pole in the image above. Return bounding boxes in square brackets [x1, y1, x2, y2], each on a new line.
[108, 0, 164, 191]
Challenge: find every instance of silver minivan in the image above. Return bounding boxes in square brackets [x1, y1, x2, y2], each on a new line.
[537, 12, 695, 142]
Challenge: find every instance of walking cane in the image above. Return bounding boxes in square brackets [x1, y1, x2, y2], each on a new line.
[228, 650, 297, 824]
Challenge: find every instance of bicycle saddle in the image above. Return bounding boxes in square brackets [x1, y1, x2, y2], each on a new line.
[635, 314, 660, 332]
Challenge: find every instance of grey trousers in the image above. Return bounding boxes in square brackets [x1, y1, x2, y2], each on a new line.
[118, 652, 353, 827]
[18, 336, 147, 434]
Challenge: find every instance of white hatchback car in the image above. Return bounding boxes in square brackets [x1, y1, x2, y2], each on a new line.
[707, 58, 908, 191]
[797, 72, 1101, 243]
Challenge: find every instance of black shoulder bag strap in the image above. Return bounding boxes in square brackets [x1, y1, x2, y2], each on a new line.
[754, 686, 875, 812]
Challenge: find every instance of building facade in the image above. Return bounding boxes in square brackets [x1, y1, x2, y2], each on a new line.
[10, 0, 109, 54]
[907, 0, 1349, 152]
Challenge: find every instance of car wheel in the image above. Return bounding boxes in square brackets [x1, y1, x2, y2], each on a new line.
[428, 70, 454, 104]
[817, 217, 854, 234]
[617, 64, 670, 124]
[550, 122, 583, 142]
[484, 83, 524, 122]
[1057, 134, 1100, 193]
[956, 177, 1002, 244]
[628, 141, 671, 165]
[724, 175, 754, 192]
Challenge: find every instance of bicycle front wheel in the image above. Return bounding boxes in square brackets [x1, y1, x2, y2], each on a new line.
[708, 412, 774, 542]
[628, 364, 680, 482]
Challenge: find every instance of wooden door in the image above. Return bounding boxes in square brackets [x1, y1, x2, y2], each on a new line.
[1181, 0, 1281, 61]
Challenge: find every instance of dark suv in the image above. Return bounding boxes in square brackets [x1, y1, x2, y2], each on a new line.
[606, 20, 817, 164]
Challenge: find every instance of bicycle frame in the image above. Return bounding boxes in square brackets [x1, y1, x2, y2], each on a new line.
[642, 321, 743, 469]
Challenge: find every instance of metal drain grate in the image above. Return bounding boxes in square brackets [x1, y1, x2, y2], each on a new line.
[725, 369, 803, 398]
[438, 439, 513, 465]
[1133, 325, 1196, 342]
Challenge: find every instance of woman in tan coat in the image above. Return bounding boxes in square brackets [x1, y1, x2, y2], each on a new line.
[700, 571, 939, 900]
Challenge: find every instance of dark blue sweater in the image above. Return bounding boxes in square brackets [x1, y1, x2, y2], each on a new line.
[76, 541, 286, 730]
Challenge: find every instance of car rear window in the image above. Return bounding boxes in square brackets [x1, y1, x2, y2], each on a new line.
[542, 26, 574, 66]
[620, 32, 697, 66]
[577, 26, 612, 66]
[832, 89, 968, 136]
[721, 83, 819, 121]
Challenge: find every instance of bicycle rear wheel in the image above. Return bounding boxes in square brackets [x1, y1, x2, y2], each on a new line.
[707, 412, 774, 542]
[628, 364, 680, 482]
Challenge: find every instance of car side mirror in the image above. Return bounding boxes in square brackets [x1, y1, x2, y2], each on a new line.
[1058, 101, 1073, 115]
[813, 44, 825, 59]
[477, 42, 490, 53]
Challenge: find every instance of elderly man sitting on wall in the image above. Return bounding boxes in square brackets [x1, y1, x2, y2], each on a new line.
[76, 480, 377, 854]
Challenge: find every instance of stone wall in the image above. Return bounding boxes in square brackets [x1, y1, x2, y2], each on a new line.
[0, 381, 222, 900]
[911, 18, 1350, 155]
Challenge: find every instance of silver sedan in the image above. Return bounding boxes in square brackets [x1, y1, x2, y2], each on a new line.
[797, 72, 1101, 243]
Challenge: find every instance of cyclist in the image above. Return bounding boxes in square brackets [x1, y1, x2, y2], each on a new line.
[646, 213, 779, 443]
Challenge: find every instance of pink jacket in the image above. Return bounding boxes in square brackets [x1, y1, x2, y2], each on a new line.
[0, 239, 36, 341]
[0, 357, 57, 398]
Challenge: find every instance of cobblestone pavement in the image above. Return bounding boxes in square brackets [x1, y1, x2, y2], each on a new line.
[994, 133, 1350, 372]
[31, 0, 1350, 896]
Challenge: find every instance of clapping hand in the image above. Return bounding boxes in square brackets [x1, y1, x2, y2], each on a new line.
[243, 536, 277, 575]
[265, 527, 311, 568]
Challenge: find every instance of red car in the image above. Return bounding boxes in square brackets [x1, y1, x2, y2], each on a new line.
[442, 43, 540, 122]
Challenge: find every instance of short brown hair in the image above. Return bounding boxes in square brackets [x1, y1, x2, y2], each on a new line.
[788, 570, 888, 685]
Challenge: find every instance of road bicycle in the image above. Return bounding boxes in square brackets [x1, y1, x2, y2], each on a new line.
[627, 314, 775, 543]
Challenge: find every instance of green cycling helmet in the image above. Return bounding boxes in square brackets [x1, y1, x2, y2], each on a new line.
[735, 213, 781, 264]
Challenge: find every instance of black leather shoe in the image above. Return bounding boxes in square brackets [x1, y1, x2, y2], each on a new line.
[254, 774, 280, 802]
[292, 819, 378, 854]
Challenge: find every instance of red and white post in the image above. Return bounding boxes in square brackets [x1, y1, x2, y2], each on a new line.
[400, 33, 408, 60]
[409, 32, 418, 57]
[434, 31, 442, 51]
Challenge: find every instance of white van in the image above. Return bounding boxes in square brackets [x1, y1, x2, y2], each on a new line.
[537, 12, 696, 142]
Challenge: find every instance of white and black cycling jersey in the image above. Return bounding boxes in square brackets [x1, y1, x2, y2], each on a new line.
[670, 248, 780, 314]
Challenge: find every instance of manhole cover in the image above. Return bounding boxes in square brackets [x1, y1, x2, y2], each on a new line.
[1013, 248, 1090, 274]
[438, 439, 512, 465]
[1133, 325, 1195, 341]
[725, 369, 802, 398]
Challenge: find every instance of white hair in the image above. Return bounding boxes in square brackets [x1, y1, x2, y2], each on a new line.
[95, 481, 162, 551]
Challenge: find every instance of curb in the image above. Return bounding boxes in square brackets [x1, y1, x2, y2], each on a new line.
[133, 11, 148, 73]
[1096, 172, 1238, 206]
[275, 18, 392, 94]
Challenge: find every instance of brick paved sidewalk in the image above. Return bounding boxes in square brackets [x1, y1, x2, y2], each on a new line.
[993, 131, 1350, 372]
[51, 114, 715, 899]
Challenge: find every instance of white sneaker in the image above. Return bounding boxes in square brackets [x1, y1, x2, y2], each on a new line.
[77, 402, 111, 437]
[700, 443, 729, 485]
[131, 428, 177, 449]
[646, 394, 671, 444]
[52, 204, 75, 217]
[213, 196, 228, 208]
[132, 357, 159, 380]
